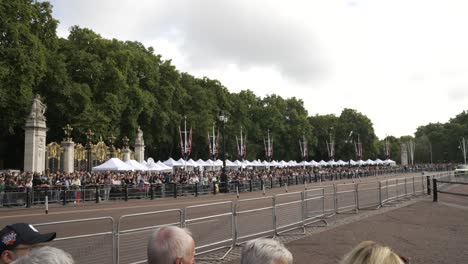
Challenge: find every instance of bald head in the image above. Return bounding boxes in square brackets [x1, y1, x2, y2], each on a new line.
[147, 226, 195, 264]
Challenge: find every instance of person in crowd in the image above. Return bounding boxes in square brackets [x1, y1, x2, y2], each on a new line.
[11, 246, 74, 264]
[71, 175, 81, 203]
[0, 223, 56, 264]
[103, 174, 112, 201]
[0, 177, 5, 207]
[241, 238, 293, 264]
[340, 241, 408, 264]
[147, 226, 195, 264]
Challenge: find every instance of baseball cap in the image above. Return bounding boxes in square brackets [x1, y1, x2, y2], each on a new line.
[0, 223, 56, 253]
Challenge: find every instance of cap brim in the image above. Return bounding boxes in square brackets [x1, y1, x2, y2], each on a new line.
[27, 232, 56, 244]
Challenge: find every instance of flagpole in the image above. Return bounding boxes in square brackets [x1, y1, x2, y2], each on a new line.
[212, 122, 215, 159]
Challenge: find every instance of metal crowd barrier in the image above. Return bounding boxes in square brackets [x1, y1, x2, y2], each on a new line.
[4, 169, 449, 209]
[28, 173, 441, 264]
[185, 201, 234, 260]
[195, 183, 213, 196]
[1, 188, 27, 207]
[303, 188, 327, 226]
[235, 196, 275, 244]
[274, 191, 305, 236]
[357, 181, 380, 210]
[433, 175, 468, 202]
[322, 184, 337, 217]
[34, 217, 115, 264]
[413, 175, 425, 194]
[117, 209, 183, 264]
[335, 183, 358, 214]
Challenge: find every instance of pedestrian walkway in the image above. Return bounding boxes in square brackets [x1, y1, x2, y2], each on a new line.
[216, 195, 468, 264]
[286, 199, 468, 264]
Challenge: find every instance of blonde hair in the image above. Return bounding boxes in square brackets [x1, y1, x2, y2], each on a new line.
[340, 241, 405, 264]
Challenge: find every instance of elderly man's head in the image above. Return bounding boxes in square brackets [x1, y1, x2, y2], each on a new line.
[147, 226, 195, 264]
[11, 246, 74, 264]
[241, 238, 293, 264]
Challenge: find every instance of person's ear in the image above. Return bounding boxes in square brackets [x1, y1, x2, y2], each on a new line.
[174, 257, 183, 264]
[1, 250, 15, 263]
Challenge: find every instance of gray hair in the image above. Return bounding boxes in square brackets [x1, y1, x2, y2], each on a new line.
[147, 226, 194, 264]
[11, 246, 74, 264]
[241, 238, 293, 264]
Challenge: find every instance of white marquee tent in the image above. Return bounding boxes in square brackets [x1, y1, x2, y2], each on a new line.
[164, 158, 183, 167]
[92, 158, 133, 171]
[125, 160, 148, 171]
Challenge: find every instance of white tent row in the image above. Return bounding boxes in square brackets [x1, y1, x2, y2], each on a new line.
[93, 157, 397, 172]
[92, 157, 174, 172]
[92, 158, 133, 171]
[159, 158, 398, 168]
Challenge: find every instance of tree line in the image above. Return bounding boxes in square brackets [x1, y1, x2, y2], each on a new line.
[0, 0, 466, 169]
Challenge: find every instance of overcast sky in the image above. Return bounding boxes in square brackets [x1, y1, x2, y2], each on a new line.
[49, 0, 468, 139]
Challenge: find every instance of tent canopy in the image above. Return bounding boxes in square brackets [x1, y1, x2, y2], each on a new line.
[93, 158, 133, 171]
[125, 160, 148, 171]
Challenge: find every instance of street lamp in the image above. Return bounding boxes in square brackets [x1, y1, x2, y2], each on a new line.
[85, 129, 94, 172]
[326, 127, 335, 161]
[460, 138, 467, 164]
[218, 111, 228, 193]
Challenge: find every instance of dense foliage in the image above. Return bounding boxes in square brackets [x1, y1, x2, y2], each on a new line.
[0, 0, 466, 169]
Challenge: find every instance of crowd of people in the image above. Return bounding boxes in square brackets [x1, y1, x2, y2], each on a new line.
[0, 163, 453, 206]
[0, 222, 408, 264]
[0, 163, 451, 189]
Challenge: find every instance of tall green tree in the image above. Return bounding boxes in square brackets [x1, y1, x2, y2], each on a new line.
[0, 0, 57, 167]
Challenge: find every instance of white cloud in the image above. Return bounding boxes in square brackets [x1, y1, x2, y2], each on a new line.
[50, 0, 468, 139]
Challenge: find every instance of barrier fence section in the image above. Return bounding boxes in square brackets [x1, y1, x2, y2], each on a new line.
[356, 181, 380, 210]
[335, 183, 358, 214]
[184, 201, 235, 259]
[1, 188, 27, 207]
[322, 185, 337, 217]
[414, 175, 425, 194]
[381, 178, 399, 204]
[303, 188, 327, 226]
[274, 191, 305, 236]
[117, 209, 183, 264]
[235, 196, 275, 244]
[2, 169, 452, 208]
[432, 174, 468, 202]
[34, 217, 115, 264]
[433, 172, 455, 191]
[30, 173, 441, 264]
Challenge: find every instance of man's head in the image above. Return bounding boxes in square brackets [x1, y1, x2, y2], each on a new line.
[241, 238, 293, 264]
[147, 226, 195, 264]
[0, 223, 56, 264]
[10, 246, 74, 264]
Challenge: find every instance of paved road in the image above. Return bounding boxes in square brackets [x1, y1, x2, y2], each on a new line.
[0, 172, 430, 264]
[286, 196, 468, 264]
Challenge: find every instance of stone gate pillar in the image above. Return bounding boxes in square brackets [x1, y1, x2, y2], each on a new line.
[122, 136, 131, 162]
[134, 126, 145, 162]
[24, 94, 47, 173]
[61, 124, 75, 173]
[401, 143, 408, 166]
